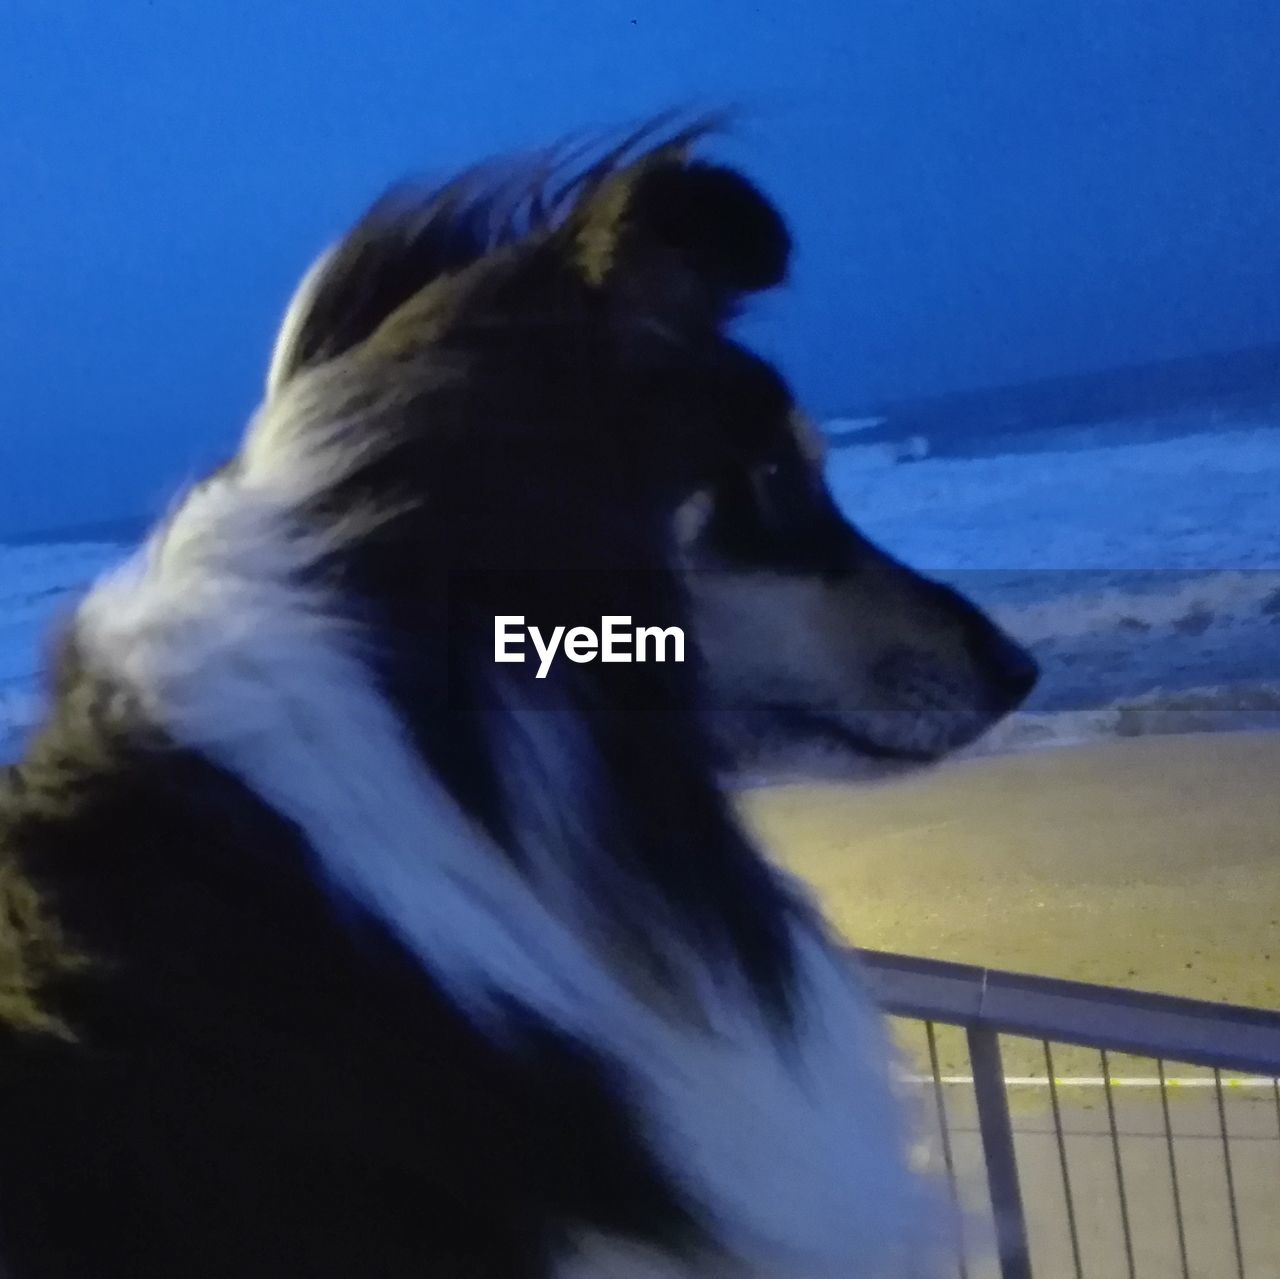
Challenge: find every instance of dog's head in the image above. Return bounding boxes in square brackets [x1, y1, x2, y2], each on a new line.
[263, 119, 1035, 773]
[677, 424, 1037, 768]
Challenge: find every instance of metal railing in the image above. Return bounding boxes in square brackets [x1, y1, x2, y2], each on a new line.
[855, 950, 1280, 1279]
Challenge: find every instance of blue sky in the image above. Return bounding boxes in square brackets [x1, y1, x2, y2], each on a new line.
[3, 0, 1279, 536]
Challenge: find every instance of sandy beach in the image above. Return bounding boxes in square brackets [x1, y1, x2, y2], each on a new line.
[740, 731, 1280, 1010]
[741, 732, 1280, 1277]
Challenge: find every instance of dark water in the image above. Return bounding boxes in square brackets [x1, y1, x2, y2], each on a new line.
[829, 406, 1280, 466]
[3, 515, 147, 549]
[829, 344, 1280, 461]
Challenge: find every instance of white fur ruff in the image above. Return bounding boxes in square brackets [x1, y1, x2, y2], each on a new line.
[75, 404, 945, 1278]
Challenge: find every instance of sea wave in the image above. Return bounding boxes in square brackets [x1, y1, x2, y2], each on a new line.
[6, 425, 1280, 766]
[986, 569, 1280, 645]
[963, 682, 1280, 756]
[829, 426, 1280, 572]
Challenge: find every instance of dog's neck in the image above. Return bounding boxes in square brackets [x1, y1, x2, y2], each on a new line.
[373, 608, 800, 1023]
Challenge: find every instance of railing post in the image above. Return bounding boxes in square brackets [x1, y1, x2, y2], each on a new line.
[966, 1026, 1032, 1279]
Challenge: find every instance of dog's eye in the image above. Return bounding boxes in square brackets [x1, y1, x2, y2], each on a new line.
[748, 456, 826, 531]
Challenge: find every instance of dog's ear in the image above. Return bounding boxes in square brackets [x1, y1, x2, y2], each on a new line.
[570, 153, 791, 312]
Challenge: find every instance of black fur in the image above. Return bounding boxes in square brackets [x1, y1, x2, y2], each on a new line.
[0, 741, 696, 1277]
[624, 161, 791, 293]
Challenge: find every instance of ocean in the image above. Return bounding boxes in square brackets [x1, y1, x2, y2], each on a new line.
[4, 410, 1279, 760]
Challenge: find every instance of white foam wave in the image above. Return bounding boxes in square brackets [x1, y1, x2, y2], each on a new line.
[830, 425, 1280, 571]
[963, 682, 1280, 756]
[988, 569, 1280, 645]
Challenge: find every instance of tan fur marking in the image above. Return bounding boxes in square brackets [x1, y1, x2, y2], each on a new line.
[673, 488, 714, 550]
[789, 409, 827, 469]
[0, 857, 84, 1039]
[574, 172, 635, 287]
[573, 142, 691, 287]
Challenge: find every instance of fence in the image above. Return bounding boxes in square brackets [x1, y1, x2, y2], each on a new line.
[855, 950, 1280, 1279]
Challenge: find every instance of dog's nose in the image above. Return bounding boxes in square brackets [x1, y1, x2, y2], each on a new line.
[970, 622, 1039, 713]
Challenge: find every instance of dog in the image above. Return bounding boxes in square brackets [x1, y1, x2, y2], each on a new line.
[0, 118, 1036, 1277]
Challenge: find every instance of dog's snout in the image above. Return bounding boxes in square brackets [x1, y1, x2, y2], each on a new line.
[909, 574, 1039, 715]
[967, 617, 1039, 712]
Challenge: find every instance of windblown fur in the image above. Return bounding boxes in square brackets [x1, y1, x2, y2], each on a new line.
[0, 118, 1034, 1277]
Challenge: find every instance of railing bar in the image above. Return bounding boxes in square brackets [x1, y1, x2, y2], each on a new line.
[1043, 1041, 1084, 1279]
[856, 949, 1280, 1078]
[1213, 1066, 1247, 1279]
[966, 1028, 1031, 1279]
[1156, 1057, 1192, 1279]
[1100, 1049, 1137, 1279]
[925, 1020, 969, 1279]
[850, 951, 1280, 1279]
